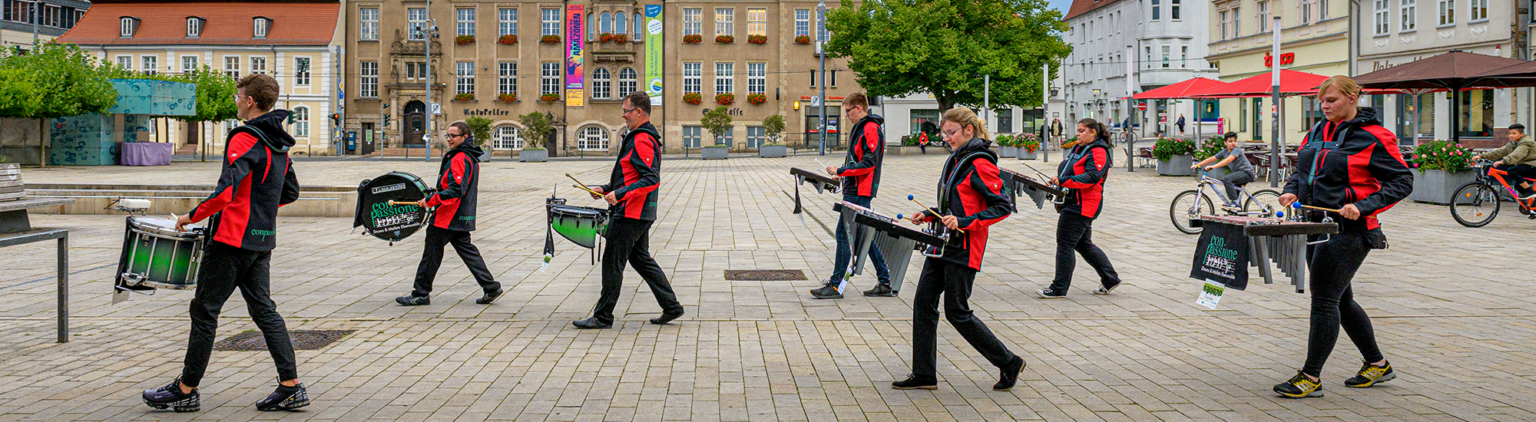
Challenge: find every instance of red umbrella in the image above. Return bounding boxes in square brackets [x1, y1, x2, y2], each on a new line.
[1132, 77, 1229, 99]
[1189, 69, 1329, 98]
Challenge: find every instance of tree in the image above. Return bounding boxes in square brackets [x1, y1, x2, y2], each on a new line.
[0, 42, 117, 119]
[824, 0, 1071, 113]
[700, 106, 733, 147]
[463, 116, 493, 147]
[762, 114, 786, 145]
[517, 112, 553, 149]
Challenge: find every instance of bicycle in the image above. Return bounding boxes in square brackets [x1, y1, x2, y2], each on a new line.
[1169, 170, 1283, 234]
[1449, 159, 1536, 227]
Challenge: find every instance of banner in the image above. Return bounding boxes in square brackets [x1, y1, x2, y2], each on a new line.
[645, 5, 664, 106]
[566, 5, 585, 107]
[1189, 221, 1250, 290]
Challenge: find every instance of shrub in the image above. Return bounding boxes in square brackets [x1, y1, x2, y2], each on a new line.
[1152, 136, 1196, 161]
[994, 134, 1013, 147]
[683, 92, 702, 105]
[1411, 140, 1474, 173]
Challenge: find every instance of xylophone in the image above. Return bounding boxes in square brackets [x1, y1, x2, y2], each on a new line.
[791, 167, 840, 214]
[1192, 214, 1337, 292]
[833, 201, 958, 293]
[998, 169, 1068, 211]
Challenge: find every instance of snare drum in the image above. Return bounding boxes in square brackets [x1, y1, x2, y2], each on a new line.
[548, 204, 609, 249]
[116, 216, 206, 290]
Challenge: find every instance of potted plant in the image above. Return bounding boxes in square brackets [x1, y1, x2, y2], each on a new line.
[453, 92, 475, 102]
[995, 134, 1017, 158]
[683, 34, 703, 44]
[701, 105, 732, 159]
[598, 33, 614, 43]
[1153, 136, 1197, 176]
[1018, 133, 1041, 160]
[455, 35, 475, 45]
[748, 35, 767, 44]
[497, 93, 517, 103]
[498, 34, 517, 45]
[715, 35, 734, 44]
[747, 93, 766, 106]
[759, 114, 787, 158]
[1409, 140, 1477, 204]
[683, 92, 702, 105]
[795, 35, 811, 45]
[614, 33, 629, 43]
[715, 93, 735, 106]
[540, 35, 560, 44]
[517, 111, 552, 162]
[539, 93, 560, 103]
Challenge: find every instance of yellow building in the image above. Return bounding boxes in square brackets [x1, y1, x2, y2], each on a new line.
[1207, 0, 1348, 146]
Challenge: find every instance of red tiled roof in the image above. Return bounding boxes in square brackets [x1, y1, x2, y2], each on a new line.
[1063, 0, 1126, 21]
[58, 2, 339, 46]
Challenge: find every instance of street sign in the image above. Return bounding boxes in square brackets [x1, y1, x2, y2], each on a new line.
[430, 103, 442, 115]
[1137, 102, 1148, 111]
[809, 96, 822, 107]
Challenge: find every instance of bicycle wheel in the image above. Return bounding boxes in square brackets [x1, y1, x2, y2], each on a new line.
[1170, 190, 1215, 234]
[1450, 183, 1500, 228]
[1244, 189, 1283, 218]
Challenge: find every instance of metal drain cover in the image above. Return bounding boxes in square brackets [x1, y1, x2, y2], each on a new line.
[213, 330, 353, 351]
[724, 270, 807, 281]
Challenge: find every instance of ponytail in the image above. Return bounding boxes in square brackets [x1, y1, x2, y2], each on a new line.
[1077, 118, 1112, 147]
[942, 107, 990, 141]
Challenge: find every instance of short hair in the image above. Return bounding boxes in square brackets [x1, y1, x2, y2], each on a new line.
[623, 91, 650, 115]
[1224, 131, 1238, 140]
[1512, 123, 1526, 134]
[845, 92, 868, 111]
[236, 73, 280, 111]
[1317, 75, 1362, 98]
[448, 121, 471, 137]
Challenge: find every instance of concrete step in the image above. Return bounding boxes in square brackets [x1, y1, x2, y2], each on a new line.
[24, 183, 356, 218]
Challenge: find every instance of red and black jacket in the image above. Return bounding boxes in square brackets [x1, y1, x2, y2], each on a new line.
[915, 138, 1012, 270]
[1055, 137, 1113, 218]
[1285, 107, 1413, 232]
[188, 110, 300, 252]
[426, 142, 483, 231]
[837, 114, 885, 198]
[601, 122, 662, 221]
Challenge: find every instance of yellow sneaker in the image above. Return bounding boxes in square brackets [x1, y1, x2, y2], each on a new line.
[1344, 361, 1395, 388]
[1273, 371, 1323, 398]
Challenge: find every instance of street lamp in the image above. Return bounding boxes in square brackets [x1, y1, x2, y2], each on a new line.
[817, 0, 828, 155]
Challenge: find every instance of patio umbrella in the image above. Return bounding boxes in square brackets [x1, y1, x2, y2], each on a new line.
[1185, 69, 1334, 184]
[1133, 77, 1229, 143]
[1353, 50, 1527, 143]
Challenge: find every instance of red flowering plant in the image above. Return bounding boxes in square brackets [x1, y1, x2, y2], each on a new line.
[497, 93, 517, 103]
[453, 93, 475, 101]
[683, 34, 703, 44]
[455, 35, 475, 45]
[540, 35, 560, 44]
[539, 93, 560, 103]
[748, 35, 767, 44]
[715, 35, 734, 44]
[614, 34, 629, 43]
[795, 35, 811, 45]
[747, 93, 766, 105]
[1410, 140, 1474, 173]
[498, 34, 517, 45]
[715, 93, 735, 105]
[599, 33, 614, 43]
[683, 92, 702, 105]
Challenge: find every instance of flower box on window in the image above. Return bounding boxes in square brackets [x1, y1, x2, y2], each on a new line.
[747, 93, 766, 105]
[497, 93, 517, 103]
[614, 33, 629, 43]
[715, 35, 734, 44]
[795, 35, 811, 45]
[540, 35, 560, 44]
[453, 93, 475, 102]
[540, 93, 560, 103]
[683, 92, 702, 105]
[715, 93, 735, 106]
[748, 35, 767, 45]
[498, 34, 517, 45]
[599, 33, 614, 43]
[683, 34, 702, 44]
[455, 35, 475, 45]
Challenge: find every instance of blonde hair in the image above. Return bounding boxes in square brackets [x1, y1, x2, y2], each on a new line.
[941, 107, 990, 141]
[1317, 75, 1362, 98]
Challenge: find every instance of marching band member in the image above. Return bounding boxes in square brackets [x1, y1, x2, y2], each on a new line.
[810, 92, 896, 299]
[1038, 119, 1123, 298]
[395, 121, 502, 307]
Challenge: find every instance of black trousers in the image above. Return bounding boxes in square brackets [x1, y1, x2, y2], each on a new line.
[1049, 212, 1121, 293]
[1301, 230, 1384, 377]
[1494, 163, 1536, 186]
[412, 226, 500, 297]
[182, 241, 297, 388]
[911, 258, 1016, 378]
[591, 218, 683, 324]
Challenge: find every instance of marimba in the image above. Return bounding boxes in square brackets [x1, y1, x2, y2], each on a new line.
[999, 169, 1068, 211]
[791, 167, 840, 214]
[1193, 215, 1337, 292]
[833, 201, 957, 294]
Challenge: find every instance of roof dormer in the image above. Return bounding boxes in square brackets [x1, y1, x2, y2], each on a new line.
[120, 16, 139, 38]
[253, 17, 271, 39]
[186, 16, 205, 38]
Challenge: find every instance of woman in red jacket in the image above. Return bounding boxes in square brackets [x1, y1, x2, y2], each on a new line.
[1273, 75, 1412, 398]
[1038, 118, 1122, 298]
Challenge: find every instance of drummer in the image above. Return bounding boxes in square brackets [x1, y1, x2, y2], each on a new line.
[1274, 75, 1413, 398]
[395, 122, 503, 306]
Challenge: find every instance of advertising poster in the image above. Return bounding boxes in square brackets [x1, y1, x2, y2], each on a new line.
[566, 5, 585, 107]
[645, 5, 664, 106]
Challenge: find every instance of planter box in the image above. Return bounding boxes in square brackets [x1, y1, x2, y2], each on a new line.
[758, 145, 787, 158]
[520, 149, 549, 162]
[1019, 149, 1038, 160]
[888, 145, 927, 156]
[1410, 169, 1477, 205]
[998, 146, 1017, 158]
[702, 146, 729, 160]
[1156, 155, 1195, 176]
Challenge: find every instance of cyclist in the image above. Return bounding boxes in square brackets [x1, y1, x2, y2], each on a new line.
[1476, 123, 1536, 200]
[1191, 132, 1257, 209]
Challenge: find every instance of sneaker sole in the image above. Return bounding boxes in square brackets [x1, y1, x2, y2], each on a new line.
[1346, 371, 1395, 388]
[257, 398, 310, 411]
[810, 293, 844, 299]
[893, 385, 938, 390]
[863, 292, 898, 297]
[478, 291, 505, 305]
[1036, 292, 1066, 299]
[144, 400, 199, 412]
[1275, 388, 1324, 398]
[1094, 284, 1120, 295]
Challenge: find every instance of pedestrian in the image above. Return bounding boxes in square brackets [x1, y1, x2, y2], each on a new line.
[810, 92, 895, 299]
[1051, 117, 1064, 148]
[1177, 114, 1187, 135]
[1038, 118, 1122, 298]
[395, 122, 502, 307]
[1273, 75, 1413, 398]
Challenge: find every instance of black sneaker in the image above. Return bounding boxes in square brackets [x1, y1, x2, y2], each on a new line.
[863, 282, 897, 297]
[1273, 371, 1324, 398]
[475, 289, 505, 305]
[810, 283, 843, 299]
[572, 317, 612, 329]
[1094, 281, 1121, 295]
[142, 378, 199, 412]
[396, 295, 429, 306]
[994, 356, 1026, 391]
[1036, 288, 1067, 299]
[891, 374, 938, 390]
[1343, 361, 1395, 388]
[650, 309, 685, 325]
[255, 383, 310, 411]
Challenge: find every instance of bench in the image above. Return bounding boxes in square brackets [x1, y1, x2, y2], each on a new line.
[0, 163, 75, 343]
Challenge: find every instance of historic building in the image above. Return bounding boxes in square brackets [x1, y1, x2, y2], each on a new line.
[0, 0, 88, 53]
[1207, 0, 1347, 145]
[1062, 0, 1216, 138]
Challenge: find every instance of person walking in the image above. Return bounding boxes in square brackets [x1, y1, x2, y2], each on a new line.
[1177, 114, 1187, 135]
[810, 92, 896, 299]
[1038, 118, 1122, 298]
[395, 122, 502, 307]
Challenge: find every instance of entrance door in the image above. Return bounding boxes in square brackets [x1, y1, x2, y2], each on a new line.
[805, 106, 842, 148]
[403, 101, 426, 146]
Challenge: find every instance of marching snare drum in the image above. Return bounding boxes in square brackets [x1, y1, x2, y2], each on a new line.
[116, 216, 205, 290]
[548, 203, 610, 249]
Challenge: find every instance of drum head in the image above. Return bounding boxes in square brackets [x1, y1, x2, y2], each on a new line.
[131, 216, 202, 237]
[357, 171, 433, 242]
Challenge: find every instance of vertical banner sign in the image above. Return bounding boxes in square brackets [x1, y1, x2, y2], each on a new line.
[645, 5, 664, 106]
[566, 5, 585, 107]
[1189, 221, 1250, 290]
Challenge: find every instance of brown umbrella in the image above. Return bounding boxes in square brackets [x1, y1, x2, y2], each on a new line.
[1353, 50, 1527, 143]
[1473, 60, 1536, 87]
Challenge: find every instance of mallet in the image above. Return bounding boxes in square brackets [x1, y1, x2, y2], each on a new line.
[908, 194, 965, 233]
[1290, 202, 1343, 213]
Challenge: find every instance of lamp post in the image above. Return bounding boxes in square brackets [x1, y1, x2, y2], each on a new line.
[817, 0, 827, 155]
[424, 0, 438, 162]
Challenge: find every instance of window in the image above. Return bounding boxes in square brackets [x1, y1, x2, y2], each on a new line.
[579, 126, 608, 151]
[1259, 2, 1270, 32]
[616, 12, 627, 35]
[253, 18, 268, 38]
[541, 8, 559, 36]
[599, 12, 611, 34]
[1374, 0, 1390, 34]
[715, 62, 734, 95]
[683, 8, 701, 35]
[634, 13, 644, 41]
[142, 56, 157, 75]
[748, 8, 766, 36]
[360, 8, 378, 41]
[682, 126, 702, 148]
[795, 9, 810, 37]
[294, 57, 311, 85]
[1233, 7, 1240, 35]
[1151, 0, 1161, 20]
[406, 62, 422, 80]
[499, 62, 516, 96]
[618, 68, 637, 96]
[715, 8, 733, 37]
[1458, 89, 1494, 137]
[250, 56, 266, 74]
[1181, 46, 1188, 68]
[186, 17, 201, 38]
[592, 68, 611, 100]
[1438, 0, 1452, 26]
[361, 61, 378, 98]
[121, 17, 135, 37]
[714, 124, 733, 146]
[541, 62, 560, 95]
[409, 8, 426, 40]
[830, 69, 838, 87]
[456, 62, 474, 95]
[1321, 0, 1330, 19]
[494, 126, 523, 150]
[1161, 46, 1170, 68]
[1171, 0, 1181, 19]
[457, 8, 475, 37]
[683, 62, 701, 93]
[1219, 11, 1228, 40]
[291, 107, 309, 137]
[116, 56, 133, 71]
[499, 8, 516, 36]
[997, 112, 1013, 134]
[748, 63, 765, 94]
[1402, 0, 1417, 30]
[1302, 0, 1313, 24]
[181, 56, 198, 74]
[224, 56, 240, 78]
[747, 126, 765, 149]
[1470, 0, 1486, 20]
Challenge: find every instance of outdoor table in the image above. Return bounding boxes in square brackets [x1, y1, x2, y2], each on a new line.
[0, 197, 74, 343]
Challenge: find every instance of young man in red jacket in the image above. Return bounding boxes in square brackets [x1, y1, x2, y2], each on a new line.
[145, 74, 307, 412]
[573, 91, 685, 329]
[811, 92, 895, 299]
[396, 121, 502, 306]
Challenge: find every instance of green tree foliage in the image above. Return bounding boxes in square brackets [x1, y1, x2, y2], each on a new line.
[464, 116, 493, 147]
[0, 42, 117, 118]
[762, 114, 786, 145]
[700, 106, 732, 146]
[517, 112, 553, 150]
[101, 63, 236, 123]
[824, 0, 1071, 113]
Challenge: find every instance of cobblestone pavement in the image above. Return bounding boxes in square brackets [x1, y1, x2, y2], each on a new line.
[3, 152, 1535, 421]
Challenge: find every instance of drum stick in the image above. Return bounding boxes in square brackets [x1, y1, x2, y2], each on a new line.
[571, 184, 604, 197]
[1290, 203, 1342, 213]
[907, 195, 965, 233]
[386, 200, 421, 207]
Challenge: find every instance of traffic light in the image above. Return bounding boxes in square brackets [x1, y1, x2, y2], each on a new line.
[383, 114, 390, 127]
[331, 113, 341, 126]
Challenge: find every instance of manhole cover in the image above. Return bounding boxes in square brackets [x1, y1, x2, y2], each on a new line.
[724, 270, 807, 281]
[213, 330, 353, 351]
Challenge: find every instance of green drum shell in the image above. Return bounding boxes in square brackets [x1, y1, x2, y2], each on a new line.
[117, 216, 205, 290]
[549, 205, 609, 249]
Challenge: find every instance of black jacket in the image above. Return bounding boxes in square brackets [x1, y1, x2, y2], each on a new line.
[427, 142, 483, 231]
[1285, 107, 1413, 232]
[189, 110, 300, 251]
[1055, 136, 1113, 218]
[837, 114, 884, 197]
[601, 122, 662, 221]
[917, 138, 1011, 270]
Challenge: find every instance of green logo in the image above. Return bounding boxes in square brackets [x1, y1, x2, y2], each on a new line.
[1205, 237, 1238, 260]
[458, 216, 476, 221]
[371, 202, 413, 219]
[250, 229, 275, 241]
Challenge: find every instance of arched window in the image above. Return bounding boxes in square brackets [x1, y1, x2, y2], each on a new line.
[615, 12, 627, 35]
[579, 126, 609, 151]
[634, 13, 644, 41]
[592, 68, 611, 100]
[618, 68, 637, 97]
[493, 125, 522, 150]
[599, 12, 611, 34]
[291, 106, 309, 137]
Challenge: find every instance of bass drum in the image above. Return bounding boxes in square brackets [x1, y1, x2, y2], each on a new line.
[354, 171, 435, 242]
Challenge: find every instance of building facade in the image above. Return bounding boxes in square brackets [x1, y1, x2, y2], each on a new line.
[1, 0, 88, 53]
[1062, 0, 1215, 138]
[1207, 0, 1347, 146]
[59, 0, 345, 156]
[342, 0, 862, 156]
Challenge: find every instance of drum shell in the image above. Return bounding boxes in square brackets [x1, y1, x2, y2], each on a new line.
[356, 171, 435, 242]
[548, 204, 609, 249]
[116, 216, 206, 290]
